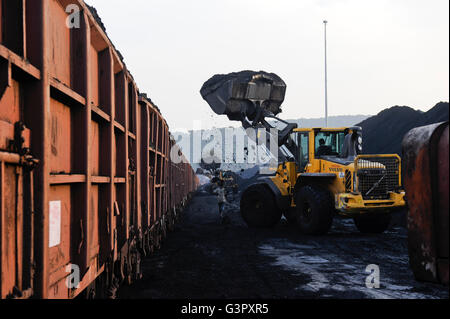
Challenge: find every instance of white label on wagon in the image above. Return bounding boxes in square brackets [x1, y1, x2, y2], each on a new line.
[49, 201, 61, 248]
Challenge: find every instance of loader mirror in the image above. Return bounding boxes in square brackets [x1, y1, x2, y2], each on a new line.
[340, 131, 362, 158]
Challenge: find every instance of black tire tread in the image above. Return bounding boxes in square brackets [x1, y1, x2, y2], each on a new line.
[294, 185, 334, 235]
[240, 183, 282, 228]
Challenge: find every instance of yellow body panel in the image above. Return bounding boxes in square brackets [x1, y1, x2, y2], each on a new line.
[271, 162, 296, 197]
[270, 175, 290, 196]
[336, 192, 406, 216]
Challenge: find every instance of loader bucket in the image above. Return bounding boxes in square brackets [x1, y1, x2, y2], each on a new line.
[200, 71, 286, 123]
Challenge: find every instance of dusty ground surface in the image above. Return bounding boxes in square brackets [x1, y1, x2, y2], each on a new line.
[119, 189, 449, 299]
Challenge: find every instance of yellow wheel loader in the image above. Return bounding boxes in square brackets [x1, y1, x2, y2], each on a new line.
[201, 71, 406, 234]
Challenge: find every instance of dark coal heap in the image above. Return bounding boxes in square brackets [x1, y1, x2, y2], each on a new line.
[357, 102, 449, 155]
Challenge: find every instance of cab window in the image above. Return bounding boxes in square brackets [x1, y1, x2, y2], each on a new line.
[299, 133, 309, 170]
[287, 132, 309, 170]
[315, 131, 345, 157]
[287, 133, 300, 162]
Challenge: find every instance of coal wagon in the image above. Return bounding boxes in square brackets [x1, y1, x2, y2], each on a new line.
[0, 0, 198, 299]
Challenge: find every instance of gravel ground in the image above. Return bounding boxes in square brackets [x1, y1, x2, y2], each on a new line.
[119, 189, 449, 299]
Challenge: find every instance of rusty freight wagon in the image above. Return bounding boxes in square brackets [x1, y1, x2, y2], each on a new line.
[0, 0, 198, 299]
[403, 122, 449, 285]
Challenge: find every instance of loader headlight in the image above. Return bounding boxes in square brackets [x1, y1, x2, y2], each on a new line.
[357, 136, 363, 153]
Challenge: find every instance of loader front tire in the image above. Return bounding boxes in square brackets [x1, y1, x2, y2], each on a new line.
[240, 184, 282, 228]
[294, 185, 334, 235]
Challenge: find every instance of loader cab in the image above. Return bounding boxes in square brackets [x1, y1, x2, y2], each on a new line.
[313, 127, 363, 163]
[290, 127, 363, 170]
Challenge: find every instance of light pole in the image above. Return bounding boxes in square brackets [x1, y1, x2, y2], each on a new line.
[323, 20, 328, 127]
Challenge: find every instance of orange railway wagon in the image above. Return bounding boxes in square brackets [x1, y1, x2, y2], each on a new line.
[0, 0, 198, 299]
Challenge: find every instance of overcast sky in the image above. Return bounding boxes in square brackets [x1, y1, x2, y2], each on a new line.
[87, 0, 449, 131]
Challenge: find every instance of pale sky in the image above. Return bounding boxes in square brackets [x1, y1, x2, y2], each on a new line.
[87, 0, 449, 131]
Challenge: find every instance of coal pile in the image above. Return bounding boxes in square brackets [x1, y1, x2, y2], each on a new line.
[357, 102, 449, 155]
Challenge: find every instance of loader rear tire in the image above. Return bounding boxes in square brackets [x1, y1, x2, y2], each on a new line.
[240, 184, 282, 228]
[294, 185, 334, 235]
[353, 214, 391, 234]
